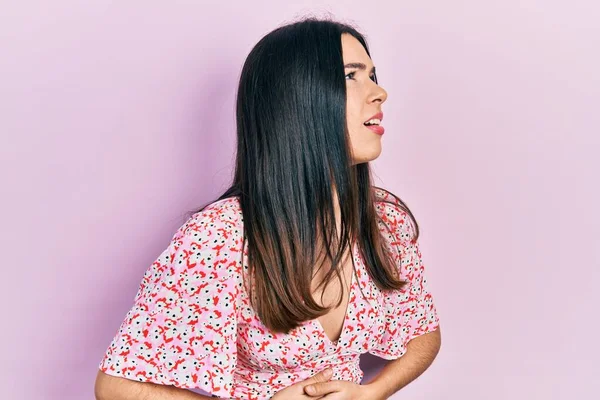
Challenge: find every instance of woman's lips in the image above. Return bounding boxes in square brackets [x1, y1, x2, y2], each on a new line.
[364, 124, 384, 135]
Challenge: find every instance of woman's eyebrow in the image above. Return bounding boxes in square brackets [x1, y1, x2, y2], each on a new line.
[344, 62, 376, 75]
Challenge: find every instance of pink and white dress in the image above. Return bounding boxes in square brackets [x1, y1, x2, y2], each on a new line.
[99, 188, 440, 399]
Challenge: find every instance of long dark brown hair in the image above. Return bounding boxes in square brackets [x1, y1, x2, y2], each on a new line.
[186, 16, 420, 334]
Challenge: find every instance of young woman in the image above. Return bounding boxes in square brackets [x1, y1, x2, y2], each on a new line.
[95, 16, 441, 400]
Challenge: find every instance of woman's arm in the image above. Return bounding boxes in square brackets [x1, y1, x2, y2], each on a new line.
[363, 327, 442, 400]
[94, 370, 229, 400]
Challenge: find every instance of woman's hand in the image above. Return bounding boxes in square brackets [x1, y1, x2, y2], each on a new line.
[271, 368, 334, 399]
[303, 379, 376, 400]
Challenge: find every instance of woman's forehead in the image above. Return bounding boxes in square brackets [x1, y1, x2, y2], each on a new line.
[341, 34, 372, 66]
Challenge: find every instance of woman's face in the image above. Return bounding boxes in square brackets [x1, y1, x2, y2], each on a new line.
[341, 33, 388, 165]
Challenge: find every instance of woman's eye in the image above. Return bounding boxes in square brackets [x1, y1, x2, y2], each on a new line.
[345, 71, 377, 83]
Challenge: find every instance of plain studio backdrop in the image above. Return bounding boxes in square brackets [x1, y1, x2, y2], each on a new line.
[1, 1, 598, 399]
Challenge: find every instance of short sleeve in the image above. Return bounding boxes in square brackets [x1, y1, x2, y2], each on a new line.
[369, 200, 440, 360]
[99, 207, 242, 398]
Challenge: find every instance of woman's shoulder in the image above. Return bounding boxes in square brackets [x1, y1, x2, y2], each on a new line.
[373, 187, 415, 244]
[177, 196, 244, 240]
[153, 196, 246, 285]
[373, 186, 405, 210]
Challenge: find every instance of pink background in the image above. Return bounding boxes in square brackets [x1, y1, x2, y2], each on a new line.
[1, 1, 598, 399]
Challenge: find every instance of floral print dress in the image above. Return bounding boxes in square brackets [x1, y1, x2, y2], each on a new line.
[98, 188, 440, 399]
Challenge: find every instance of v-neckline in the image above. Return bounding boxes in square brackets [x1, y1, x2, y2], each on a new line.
[312, 241, 357, 349]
